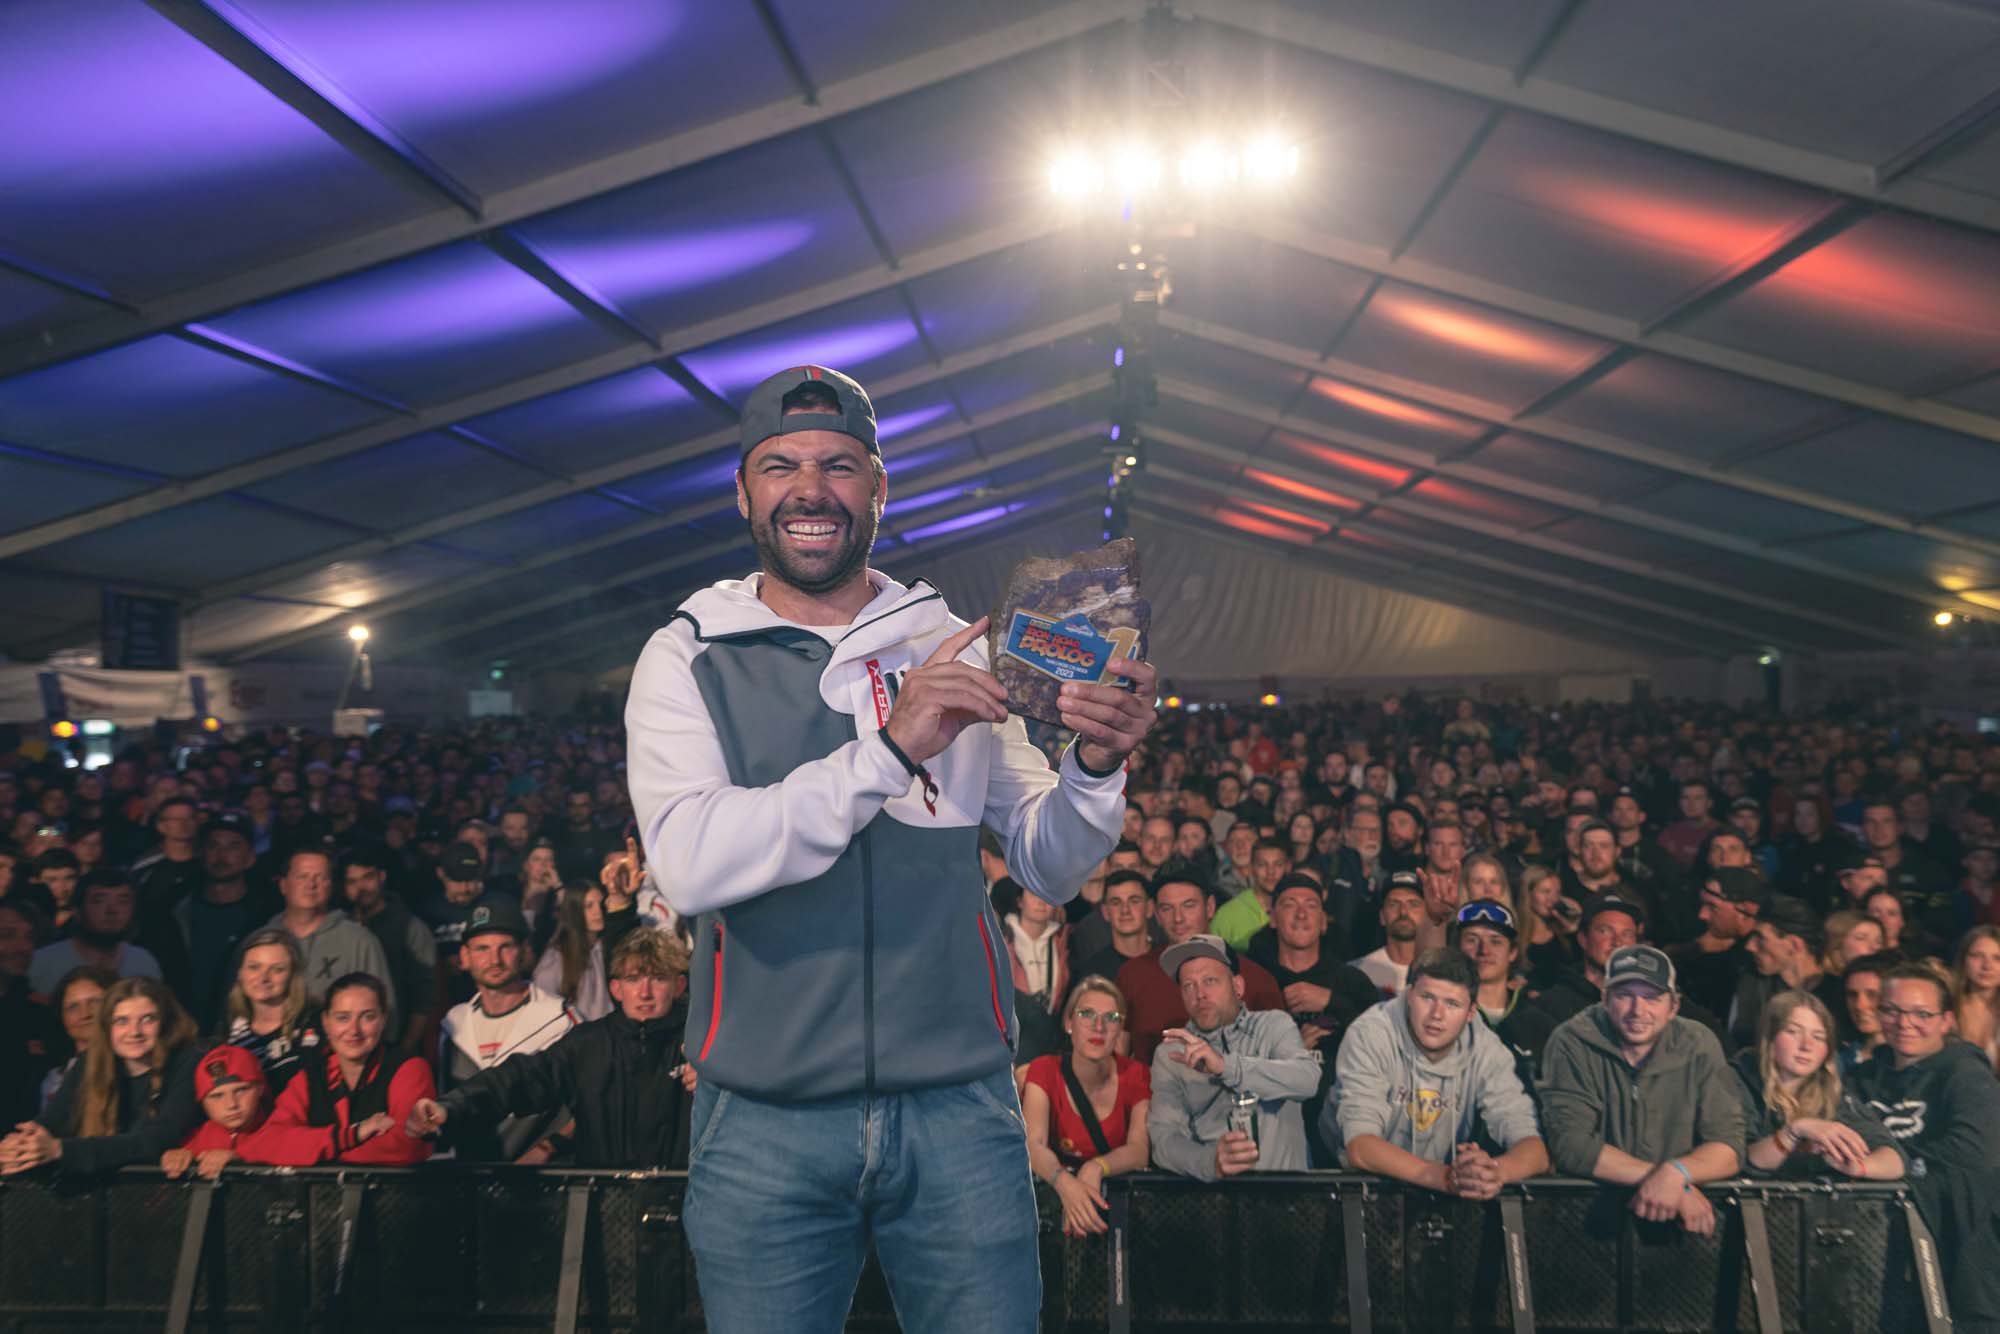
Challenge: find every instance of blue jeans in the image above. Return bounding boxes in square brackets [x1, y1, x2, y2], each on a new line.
[684, 1067, 1042, 1333]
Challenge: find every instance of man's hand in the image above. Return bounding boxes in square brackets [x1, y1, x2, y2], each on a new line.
[406, 1099, 448, 1138]
[1160, 1028, 1226, 1077]
[1062, 656, 1159, 774]
[600, 837, 641, 912]
[1677, 1186, 1717, 1236]
[1283, 982, 1332, 1017]
[1420, 867, 1460, 923]
[1215, 1130, 1260, 1177]
[884, 617, 1007, 766]
[1631, 1162, 1688, 1223]
[1445, 1144, 1502, 1200]
[1298, 1022, 1333, 1050]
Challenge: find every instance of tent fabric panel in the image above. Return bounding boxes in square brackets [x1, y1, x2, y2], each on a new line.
[1408, 111, 1837, 322]
[509, 132, 881, 336]
[241, 433, 551, 532]
[0, 0, 422, 301]
[1535, 351, 1838, 465]
[197, 241, 631, 409]
[1678, 213, 2000, 394]
[1536, 0, 2000, 165]
[0, 336, 387, 477]
[459, 367, 727, 477]
[228, 0, 799, 198]
[1737, 416, 2000, 520]
[907, 233, 1118, 356]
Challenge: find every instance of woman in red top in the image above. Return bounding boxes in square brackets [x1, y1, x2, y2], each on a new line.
[1022, 975, 1151, 1238]
[265, 973, 433, 1165]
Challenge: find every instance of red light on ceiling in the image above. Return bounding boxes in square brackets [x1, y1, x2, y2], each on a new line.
[1373, 289, 1596, 369]
[1229, 498, 1332, 534]
[1515, 167, 1792, 262]
[1215, 508, 1318, 545]
[1276, 434, 1411, 488]
[1307, 379, 1472, 435]
[1243, 467, 1362, 510]
[1772, 238, 2000, 338]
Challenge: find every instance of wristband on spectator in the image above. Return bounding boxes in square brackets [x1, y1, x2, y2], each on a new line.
[1668, 1159, 1693, 1191]
[1072, 744, 1123, 780]
[1775, 1125, 1799, 1155]
[876, 729, 938, 815]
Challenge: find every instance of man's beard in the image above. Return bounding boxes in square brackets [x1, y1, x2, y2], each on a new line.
[748, 494, 878, 595]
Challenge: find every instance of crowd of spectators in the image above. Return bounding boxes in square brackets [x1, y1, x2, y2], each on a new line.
[1, 693, 1997, 1321]
[0, 719, 692, 1182]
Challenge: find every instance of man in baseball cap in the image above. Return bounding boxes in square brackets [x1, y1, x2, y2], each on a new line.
[1538, 942, 1744, 1236]
[1150, 933, 1319, 1181]
[1535, 892, 1648, 1025]
[438, 893, 574, 1163]
[625, 358, 1158, 1330]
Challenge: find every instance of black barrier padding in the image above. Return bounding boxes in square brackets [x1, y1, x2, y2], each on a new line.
[0, 1170, 1940, 1333]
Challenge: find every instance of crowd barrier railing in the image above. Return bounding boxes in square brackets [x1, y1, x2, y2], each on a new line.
[0, 1167, 1949, 1332]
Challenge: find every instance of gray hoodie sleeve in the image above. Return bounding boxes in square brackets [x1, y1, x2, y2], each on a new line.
[1536, 1024, 1607, 1176]
[347, 925, 400, 1032]
[1220, 1014, 1321, 1102]
[1329, 1009, 1398, 1150]
[1146, 1055, 1221, 1182]
[1470, 1027, 1542, 1150]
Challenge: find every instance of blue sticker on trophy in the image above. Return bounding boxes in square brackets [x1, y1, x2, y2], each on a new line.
[1001, 611, 1140, 684]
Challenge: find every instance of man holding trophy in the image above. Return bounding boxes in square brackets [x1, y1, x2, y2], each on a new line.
[626, 364, 1158, 1332]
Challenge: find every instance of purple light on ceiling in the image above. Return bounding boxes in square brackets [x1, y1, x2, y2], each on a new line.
[682, 319, 919, 401]
[876, 402, 956, 440]
[207, 244, 587, 361]
[226, 0, 682, 122]
[900, 502, 1022, 543]
[0, 1, 348, 193]
[539, 222, 815, 303]
[884, 484, 970, 516]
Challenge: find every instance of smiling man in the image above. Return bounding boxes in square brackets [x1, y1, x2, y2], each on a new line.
[626, 365, 1158, 1333]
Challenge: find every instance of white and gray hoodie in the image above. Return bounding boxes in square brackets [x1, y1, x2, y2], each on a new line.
[626, 570, 1126, 1102]
[1326, 992, 1543, 1166]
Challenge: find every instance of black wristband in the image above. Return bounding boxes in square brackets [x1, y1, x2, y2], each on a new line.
[877, 728, 922, 779]
[1072, 743, 1123, 780]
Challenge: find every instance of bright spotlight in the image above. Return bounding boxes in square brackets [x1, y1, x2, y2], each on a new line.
[1935, 611, 1955, 627]
[348, 624, 372, 643]
[1243, 135, 1300, 183]
[1259, 692, 1281, 707]
[1107, 143, 1162, 196]
[1164, 695, 1184, 709]
[1757, 653, 1774, 667]
[1048, 150, 1101, 197]
[200, 716, 222, 733]
[1179, 141, 1235, 189]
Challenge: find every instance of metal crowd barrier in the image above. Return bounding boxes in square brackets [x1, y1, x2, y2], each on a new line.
[0, 1167, 1948, 1332]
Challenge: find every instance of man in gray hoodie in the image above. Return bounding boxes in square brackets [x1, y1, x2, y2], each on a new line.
[1148, 934, 1322, 1181]
[1326, 948, 1547, 1197]
[1538, 945, 1743, 1236]
[266, 847, 397, 1029]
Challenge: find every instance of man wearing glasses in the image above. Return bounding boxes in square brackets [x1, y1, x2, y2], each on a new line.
[1850, 961, 2000, 1327]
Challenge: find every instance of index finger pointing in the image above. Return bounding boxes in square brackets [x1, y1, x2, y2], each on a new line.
[924, 615, 990, 668]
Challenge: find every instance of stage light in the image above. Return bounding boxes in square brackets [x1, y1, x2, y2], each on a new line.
[50, 720, 77, 740]
[1124, 454, 1139, 467]
[348, 624, 372, 643]
[201, 716, 221, 733]
[1259, 692, 1281, 707]
[1164, 695, 1184, 709]
[1109, 424, 1121, 441]
[1243, 135, 1300, 183]
[1757, 653, 1773, 667]
[1936, 611, 1955, 627]
[1108, 143, 1162, 196]
[1178, 140, 1235, 190]
[1048, 150, 1101, 197]
[1113, 346, 1125, 368]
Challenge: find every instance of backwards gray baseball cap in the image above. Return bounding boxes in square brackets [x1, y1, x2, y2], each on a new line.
[739, 365, 879, 459]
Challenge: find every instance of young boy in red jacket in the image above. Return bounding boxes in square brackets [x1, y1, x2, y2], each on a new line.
[160, 1044, 389, 1178]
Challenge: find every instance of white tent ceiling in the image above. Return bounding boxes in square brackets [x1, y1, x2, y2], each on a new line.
[1, 0, 1997, 680]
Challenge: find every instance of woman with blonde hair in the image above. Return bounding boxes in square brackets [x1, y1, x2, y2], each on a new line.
[0, 976, 202, 1175]
[1021, 976, 1151, 1239]
[1733, 990, 1903, 1180]
[218, 928, 321, 1091]
[1953, 925, 2000, 1070]
[1821, 910, 1885, 975]
[1518, 863, 1574, 990]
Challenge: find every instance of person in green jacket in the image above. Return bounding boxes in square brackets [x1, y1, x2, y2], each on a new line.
[1538, 945, 1745, 1236]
